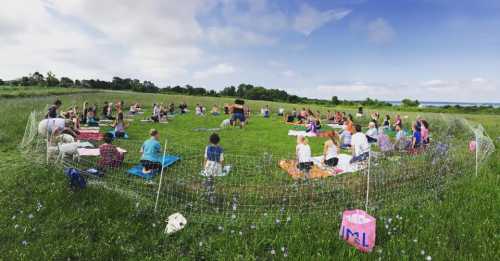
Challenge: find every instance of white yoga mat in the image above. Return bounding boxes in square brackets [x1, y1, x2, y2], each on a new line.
[288, 130, 317, 137]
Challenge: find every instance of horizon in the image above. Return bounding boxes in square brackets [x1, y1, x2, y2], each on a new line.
[1, 0, 499, 102]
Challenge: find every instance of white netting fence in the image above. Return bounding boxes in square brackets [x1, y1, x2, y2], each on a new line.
[19, 109, 495, 225]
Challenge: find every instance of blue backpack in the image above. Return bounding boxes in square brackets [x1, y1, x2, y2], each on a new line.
[64, 168, 86, 190]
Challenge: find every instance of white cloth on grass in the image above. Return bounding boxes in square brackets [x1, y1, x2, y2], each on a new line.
[288, 130, 317, 137]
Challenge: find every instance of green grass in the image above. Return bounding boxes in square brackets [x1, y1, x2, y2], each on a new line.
[0, 90, 498, 260]
[0, 85, 96, 98]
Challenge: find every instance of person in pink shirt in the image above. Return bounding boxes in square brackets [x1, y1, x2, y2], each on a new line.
[420, 120, 430, 145]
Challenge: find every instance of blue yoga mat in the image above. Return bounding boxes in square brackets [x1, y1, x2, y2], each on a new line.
[127, 155, 180, 179]
[108, 130, 129, 139]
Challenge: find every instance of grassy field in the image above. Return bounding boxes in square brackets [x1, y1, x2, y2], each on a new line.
[0, 90, 498, 260]
[0, 85, 97, 98]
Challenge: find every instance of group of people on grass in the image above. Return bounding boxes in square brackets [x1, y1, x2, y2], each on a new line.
[44, 98, 431, 178]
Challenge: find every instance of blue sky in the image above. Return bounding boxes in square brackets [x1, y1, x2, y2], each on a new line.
[1, 0, 499, 102]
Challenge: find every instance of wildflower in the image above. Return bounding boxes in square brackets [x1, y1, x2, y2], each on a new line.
[426, 256, 432, 261]
[270, 249, 276, 255]
[28, 214, 34, 219]
[286, 216, 291, 222]
[199, 242, 203, 247]
[231, 214, 236, 219]
[239, 231, 243, 236]
[21, 240, 28, 246]
[420, 250, 425, 255]
[218, 225, 223, 231]
[250, 224, 256, 229]
[11, 215, 16, 220]
[14, 224, 19, 229]
[275, 219, 281, 224]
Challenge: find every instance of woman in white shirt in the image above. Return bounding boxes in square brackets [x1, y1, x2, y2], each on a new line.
[323, 131, 340, 167]
[296, 136, 313, 179]
[350, 124, 370, 164]
[365, 121, 378, 143]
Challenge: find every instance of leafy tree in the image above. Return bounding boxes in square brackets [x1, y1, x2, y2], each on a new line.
[59, 77, 74, 87]
[401, 98, 420, 107]
[331, 96, 340, 105]
[31, 72, 45, 85]
[46, 72, 59, 87]
[0, 79, 3, 85]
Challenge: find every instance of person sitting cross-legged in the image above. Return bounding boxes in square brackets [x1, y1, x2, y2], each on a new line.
[350, 124, 370, 164]
[97, 133, 124, 171]
[140, 129, 162, 174]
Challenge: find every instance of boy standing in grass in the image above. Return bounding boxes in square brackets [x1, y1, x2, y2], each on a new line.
[204, 133, 224, 176]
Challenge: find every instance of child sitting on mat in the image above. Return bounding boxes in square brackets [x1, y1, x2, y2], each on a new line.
[323, 131, 340, 167]
[203, 133, 224, 176]
[98, 133, 124, 170]
[112, 112, 128, 138]
[140, 129, 162, 174]
[296, 136, 313, 179]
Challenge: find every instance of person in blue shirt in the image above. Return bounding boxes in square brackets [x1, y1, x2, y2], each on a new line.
[411, 123, 421, 150]
[204, 133, 224, 176]
[140, 129, 162, 173]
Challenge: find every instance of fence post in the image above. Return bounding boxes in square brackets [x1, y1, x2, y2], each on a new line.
[475, 130, 479, 177]
[365, 145, 371, 212]
[154, 138, 168, 213]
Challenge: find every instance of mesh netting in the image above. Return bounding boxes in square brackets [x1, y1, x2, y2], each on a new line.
[19, 109, 495, 225]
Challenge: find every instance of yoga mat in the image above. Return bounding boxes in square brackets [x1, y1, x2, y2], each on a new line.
[78, 147, 126, 156]
[127, 155, 180, 179]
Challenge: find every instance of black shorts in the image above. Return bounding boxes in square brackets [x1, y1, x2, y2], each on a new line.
[324, 157, 339, 167]
[140, 160, 161, 171]
[298, 162, 313, 172]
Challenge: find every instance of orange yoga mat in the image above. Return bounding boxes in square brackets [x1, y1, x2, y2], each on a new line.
[279, 160, 336, 180]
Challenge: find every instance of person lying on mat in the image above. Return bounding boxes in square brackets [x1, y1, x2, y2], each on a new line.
[140, 129, 162, 174]
[98, 133, 124, 170]
[350, 124, 370, 164]
[323, 131, 340, 167]
[112, 112, 128, 138]
[204, 133, 224, 176]
[296, 136, 313, 179]
[365, 122, 378, 143]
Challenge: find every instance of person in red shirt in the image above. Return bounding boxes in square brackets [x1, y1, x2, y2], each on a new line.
[98, 133, 124, 171]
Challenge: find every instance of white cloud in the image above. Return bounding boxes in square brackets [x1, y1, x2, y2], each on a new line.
[314, 78, 499, 102]
[281, 70, 296, 78]
[293, 3, 351, 36]
[193, 63, 235, 79]
[0, 0, 211, 82]
[206, 26, 277, 46]
[367, 18, 395, 45]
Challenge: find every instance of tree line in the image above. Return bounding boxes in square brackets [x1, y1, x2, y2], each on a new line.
[1, 72, 404, 107]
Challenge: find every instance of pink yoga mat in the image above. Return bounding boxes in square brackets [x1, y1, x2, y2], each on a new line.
[78, 148, 126, 156]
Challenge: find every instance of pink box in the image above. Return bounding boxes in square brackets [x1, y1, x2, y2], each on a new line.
[339, 209, 376, 252]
